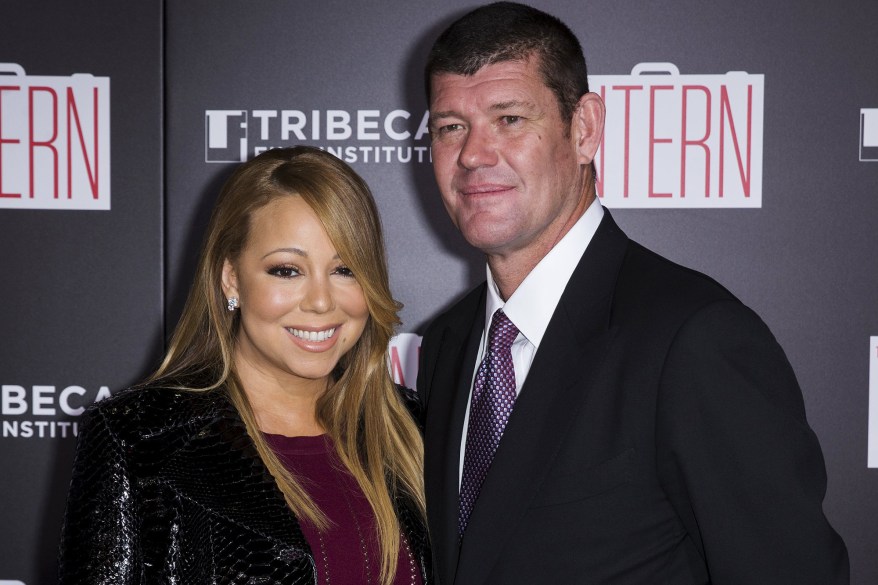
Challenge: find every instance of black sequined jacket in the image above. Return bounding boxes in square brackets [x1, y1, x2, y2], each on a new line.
[58, 383, 430, 584]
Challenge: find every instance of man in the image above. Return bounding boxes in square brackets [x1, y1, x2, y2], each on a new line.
[416, 2, 849, 584]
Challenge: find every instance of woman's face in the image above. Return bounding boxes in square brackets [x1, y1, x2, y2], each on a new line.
[222, 195, 369, 390]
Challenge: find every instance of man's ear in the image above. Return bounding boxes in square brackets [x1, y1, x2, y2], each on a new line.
[221, 258, 239, 301]
[572, 92, 605, 165]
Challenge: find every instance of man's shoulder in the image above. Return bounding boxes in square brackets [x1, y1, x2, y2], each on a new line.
[422, 281, 486, 341]
[622, 240, 737, 302]
[611, 239, 747, 331]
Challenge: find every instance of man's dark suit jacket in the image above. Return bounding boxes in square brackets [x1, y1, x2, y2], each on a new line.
[417, 211, 848, 585]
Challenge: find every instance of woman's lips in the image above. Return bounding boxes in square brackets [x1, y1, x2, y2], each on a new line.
[285, 325, 341, 351]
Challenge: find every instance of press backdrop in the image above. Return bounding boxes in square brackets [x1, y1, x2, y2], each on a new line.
[1, 1, 876, 583]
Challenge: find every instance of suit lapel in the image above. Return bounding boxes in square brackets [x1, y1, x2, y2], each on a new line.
[424, 286, 487, 585]
[454, 211, 629, 585]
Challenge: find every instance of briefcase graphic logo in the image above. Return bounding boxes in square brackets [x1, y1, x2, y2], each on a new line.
[869, 337, 878, 468]
[591, 63, 764, 208]
[0, 63, 110, 210]
[860, 109, 878, 161]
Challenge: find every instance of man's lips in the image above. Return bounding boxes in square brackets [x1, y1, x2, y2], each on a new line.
[458, 184, 515, 196]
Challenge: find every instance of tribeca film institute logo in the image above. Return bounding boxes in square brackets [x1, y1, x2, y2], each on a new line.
[205, 108, 433, 165]
[0, 63, 111, 210]
[205, 63, 764, 209]
[1, 384, 111, 440]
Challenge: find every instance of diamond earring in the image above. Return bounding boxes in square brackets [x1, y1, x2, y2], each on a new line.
[226, 297, 239, 312]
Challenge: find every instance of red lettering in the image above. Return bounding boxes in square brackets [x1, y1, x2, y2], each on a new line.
[719, 85, 752, 198]
[0, 86, 22, 198]
[66, 87, 99, 199]
[29, 86, 59, 199]
[612, 85, 643, 197]
[389, 346, 405, 386]
[648, 85, 673, 198]
[681, 85, 711, 198]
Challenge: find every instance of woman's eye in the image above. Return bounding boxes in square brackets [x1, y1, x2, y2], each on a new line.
[333, 265, 355, 278]
[268, 265, 300, 278]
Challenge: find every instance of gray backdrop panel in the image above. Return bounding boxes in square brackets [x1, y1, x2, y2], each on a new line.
[2, 1, 876, 583]
[0, 1, 163, 583]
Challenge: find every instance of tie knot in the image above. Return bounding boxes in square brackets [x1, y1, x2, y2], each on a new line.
[487, 309, 519, 352]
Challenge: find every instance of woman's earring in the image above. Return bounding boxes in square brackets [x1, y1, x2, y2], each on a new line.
[227, 297, 239, 312]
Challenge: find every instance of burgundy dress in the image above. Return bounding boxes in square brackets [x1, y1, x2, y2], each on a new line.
[265, 433, 423, 585]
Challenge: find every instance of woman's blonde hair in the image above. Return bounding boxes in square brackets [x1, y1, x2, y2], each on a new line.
[150, 146, 424, 585]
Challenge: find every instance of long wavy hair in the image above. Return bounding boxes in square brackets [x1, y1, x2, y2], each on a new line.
[149, 146, 424, 585]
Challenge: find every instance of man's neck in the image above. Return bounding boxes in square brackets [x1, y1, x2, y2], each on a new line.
[488, 190, 593, 300]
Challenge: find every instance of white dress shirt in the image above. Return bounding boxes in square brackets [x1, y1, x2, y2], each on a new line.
[459, 198, 605, 485]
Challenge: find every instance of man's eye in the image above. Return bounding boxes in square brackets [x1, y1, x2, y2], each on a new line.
[268, 265, 300, 278]
[501, 115, 522, 125]
[438, 123, 462, 134]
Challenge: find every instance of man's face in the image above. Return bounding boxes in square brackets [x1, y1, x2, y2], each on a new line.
[429, 58, 591, 261]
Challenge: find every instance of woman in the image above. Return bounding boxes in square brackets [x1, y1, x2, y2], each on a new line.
[59, 146, 428, 584]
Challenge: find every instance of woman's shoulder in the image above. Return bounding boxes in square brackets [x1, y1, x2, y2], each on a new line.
[83, 380, 231, 445]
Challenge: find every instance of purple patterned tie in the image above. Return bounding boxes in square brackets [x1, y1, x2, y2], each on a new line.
[459, 309, 519, 537]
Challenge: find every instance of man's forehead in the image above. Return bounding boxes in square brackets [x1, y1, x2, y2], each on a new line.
[430, 61, 549, 105]
[431, 57, 540, 84]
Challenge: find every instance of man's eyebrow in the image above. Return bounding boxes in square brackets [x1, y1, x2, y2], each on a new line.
[429, 110, 457, 123]
[429, 100, 537, 123]
[490, 100, 536, 112]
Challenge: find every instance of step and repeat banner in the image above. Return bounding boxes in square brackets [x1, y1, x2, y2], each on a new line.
[2, 1, 877, 583]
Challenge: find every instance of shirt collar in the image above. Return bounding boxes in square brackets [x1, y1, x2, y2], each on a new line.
[485, 197, 604, 348]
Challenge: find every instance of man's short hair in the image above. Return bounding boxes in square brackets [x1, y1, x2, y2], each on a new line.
[425, 1, 589, 123]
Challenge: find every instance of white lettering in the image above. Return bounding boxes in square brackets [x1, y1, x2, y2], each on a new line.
[385, 110, 411, 140]
[33, 385, 55, 415]
[414, 111, 431, 141]
[251, 110, 277, 140]
[281, 110, 307, 141]
[95, 385, 112, 402]
[327, 110, 352, 140]
[311, 109, 320, 140]
[357, 110, 381, 140]
[2, 385, 27, 415]
[60, 385, 87, 416]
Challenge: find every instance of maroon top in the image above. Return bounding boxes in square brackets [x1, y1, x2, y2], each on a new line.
[265, 433, 422, 585]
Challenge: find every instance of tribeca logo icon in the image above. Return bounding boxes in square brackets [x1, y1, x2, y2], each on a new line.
[860, 109, 878, 161]
[0, 63, 110, 210]
[205, 110, 248, 163]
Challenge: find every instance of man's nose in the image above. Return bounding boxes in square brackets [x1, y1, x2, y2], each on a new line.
[458, 124, 498, 170]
